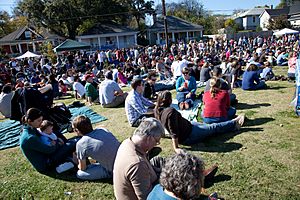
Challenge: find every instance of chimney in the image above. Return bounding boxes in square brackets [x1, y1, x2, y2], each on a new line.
[270, 5, 273, 9]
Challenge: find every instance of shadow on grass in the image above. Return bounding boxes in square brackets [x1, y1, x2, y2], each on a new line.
[266, 86, 287, 90]
[204, 174, 232, 188]
[236, 103, 271, 110]
[43, 169, 114, 184]
[185, 127, 264, 153]
[244, 117, 275, 126]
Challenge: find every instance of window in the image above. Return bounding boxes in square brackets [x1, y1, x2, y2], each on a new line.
[253, 16, 256, 23]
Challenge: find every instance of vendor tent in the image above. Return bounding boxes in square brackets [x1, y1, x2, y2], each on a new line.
[273, 28, 299, 36]
[15, 51, 41, 59]
[53, 39, 91, 52]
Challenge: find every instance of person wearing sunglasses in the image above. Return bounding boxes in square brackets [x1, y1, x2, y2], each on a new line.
[175, 67, 197, 110]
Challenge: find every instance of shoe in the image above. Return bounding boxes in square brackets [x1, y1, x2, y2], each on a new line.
[56, 162, 74, 173]
[203, 164, 218, 181]
[179, 102, 185, 110]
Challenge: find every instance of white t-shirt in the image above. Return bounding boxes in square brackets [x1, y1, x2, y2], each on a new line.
[73, 82, 86, 97]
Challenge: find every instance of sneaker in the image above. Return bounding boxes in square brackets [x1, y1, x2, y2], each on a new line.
[56, 162, 74, 173]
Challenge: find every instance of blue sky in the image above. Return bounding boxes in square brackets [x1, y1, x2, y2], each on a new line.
[1, 0, 281, 15]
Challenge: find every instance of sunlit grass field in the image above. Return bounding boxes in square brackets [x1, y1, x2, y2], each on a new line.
[0, 67, 299, 199]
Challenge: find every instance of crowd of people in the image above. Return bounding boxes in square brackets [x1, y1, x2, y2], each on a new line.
[0, 33, 299, 199]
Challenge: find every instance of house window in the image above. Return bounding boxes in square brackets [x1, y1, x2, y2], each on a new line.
[25, 31, 32, 39]
[253, 16, 256, 23]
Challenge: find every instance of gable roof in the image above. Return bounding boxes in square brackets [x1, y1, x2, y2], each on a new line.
[289, 2, 300, 15]
[149, 16, 203, 32]
[0, 26, 61, 43]
[79, 22, 138, 36]
[263, 7, 289, 17]
[240, 8, 266, 17]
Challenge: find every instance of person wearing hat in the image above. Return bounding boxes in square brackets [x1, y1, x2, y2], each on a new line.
[99, 71, 127, 108]
[84, 74, 99, 106]
[125, 78, 154, 127]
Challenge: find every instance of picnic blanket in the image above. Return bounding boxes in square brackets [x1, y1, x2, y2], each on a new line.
[0, 106, 106, 150]
[171, 99, 202, 122]
[155, 80, 175, 92]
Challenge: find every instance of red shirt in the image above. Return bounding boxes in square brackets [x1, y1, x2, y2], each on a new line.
[203, 90, 230, 118]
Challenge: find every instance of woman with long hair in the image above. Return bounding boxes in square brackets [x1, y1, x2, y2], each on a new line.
[19, 108, 76, 174]
[202, 77, 236, 124]
[154, 91, 244, 154]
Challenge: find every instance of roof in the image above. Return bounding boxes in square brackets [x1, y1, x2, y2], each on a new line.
[148, 16, 203, 32]
[80, 22, 138, 36]
[237, 8, 266, 18]
[0, 26, 61, 43]
[262, 7, 289, 17]
[289, 2, 300, 15]
[53, 39, 91, 52]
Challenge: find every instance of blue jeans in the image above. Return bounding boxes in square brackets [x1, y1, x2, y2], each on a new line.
[176, 92, 195, 107]
[183, 120, 236, 145]
[77, 163, 112, 180]
[202, 107, 236, 124]
[253, 81, 266, 90]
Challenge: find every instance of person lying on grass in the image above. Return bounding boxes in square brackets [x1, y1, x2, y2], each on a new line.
[154, 91, 245, 154]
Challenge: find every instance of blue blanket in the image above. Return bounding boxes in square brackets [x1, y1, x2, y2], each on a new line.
[0, 106, 106, 150]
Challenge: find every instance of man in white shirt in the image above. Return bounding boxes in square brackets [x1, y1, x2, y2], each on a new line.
[99, 71, 127, 108]
[73, 76, 86, 99]
[171, 56, 185, 80]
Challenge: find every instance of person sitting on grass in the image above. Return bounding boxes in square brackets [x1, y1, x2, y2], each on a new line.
[73, 75, 86, 99]
[84, 73, 99, 106]
[99, 71, 127, 108]
[125, 77, 155, 127]
[202, 77, 236, 124]
[72, 115, 120, 180]
[154, 91, 244, 154]
[39, 120, 64, 146]
[143, 71, 157, 100]
[147, 153, 205, 200]
[19, 108, 76, 174]
[260, 61, 275, 81]
[242, 64, 266, 90]
[175, 67, 197, 110]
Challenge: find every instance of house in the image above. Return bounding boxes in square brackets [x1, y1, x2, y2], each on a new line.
[76, 22, 138, 50]
[0, 26, 63, 54]
[260, 7, 289, 30]
[234, 8, 266, 31]
[147, 16, 203, 45]
[288, 2, 300, 27]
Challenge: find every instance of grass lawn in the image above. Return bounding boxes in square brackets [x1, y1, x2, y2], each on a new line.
[0, 67, 299, 199]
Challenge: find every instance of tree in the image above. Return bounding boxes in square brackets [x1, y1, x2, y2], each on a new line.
[224, 18, 240, 32]
[0, 11, 28, 38]
[267, 15, 291, 30]
[14, 0, 127, 39]
[120, 0, 154, 29]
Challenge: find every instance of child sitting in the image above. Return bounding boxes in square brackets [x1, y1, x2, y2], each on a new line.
[39, 120, 64, 146]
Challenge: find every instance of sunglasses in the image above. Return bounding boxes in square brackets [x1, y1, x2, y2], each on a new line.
[183, 72, 189, 75]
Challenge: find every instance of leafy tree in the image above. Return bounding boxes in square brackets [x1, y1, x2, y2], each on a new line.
[267, 15, 291, 30]
[0, 11, 28, 38]
[224, 18, 240, 32]
[14, 0, 127, 39]
[120, 0, 155, 29]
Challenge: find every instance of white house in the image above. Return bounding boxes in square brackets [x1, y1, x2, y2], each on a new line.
[234, 8, 266, 31]
[260, 8, 289, 31]
[76, 23, 138, 50]
[288, 2, 300, 27]
[147, 16, 203, 45]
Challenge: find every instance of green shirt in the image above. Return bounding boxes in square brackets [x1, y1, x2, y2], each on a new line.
[19, 125, 57, 173]
[85, 82, 99, 101]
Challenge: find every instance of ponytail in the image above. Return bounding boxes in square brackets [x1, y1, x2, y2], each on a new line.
[209, 77, 221, 99]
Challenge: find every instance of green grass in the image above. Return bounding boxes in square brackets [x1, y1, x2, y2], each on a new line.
[0, 67, 300, 199]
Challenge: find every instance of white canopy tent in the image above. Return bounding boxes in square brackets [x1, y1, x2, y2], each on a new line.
[15, 51, 41, 59]
[273, 28, 299, 37]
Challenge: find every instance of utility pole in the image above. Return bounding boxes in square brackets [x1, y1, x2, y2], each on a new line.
[162, 0, 168, 49]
